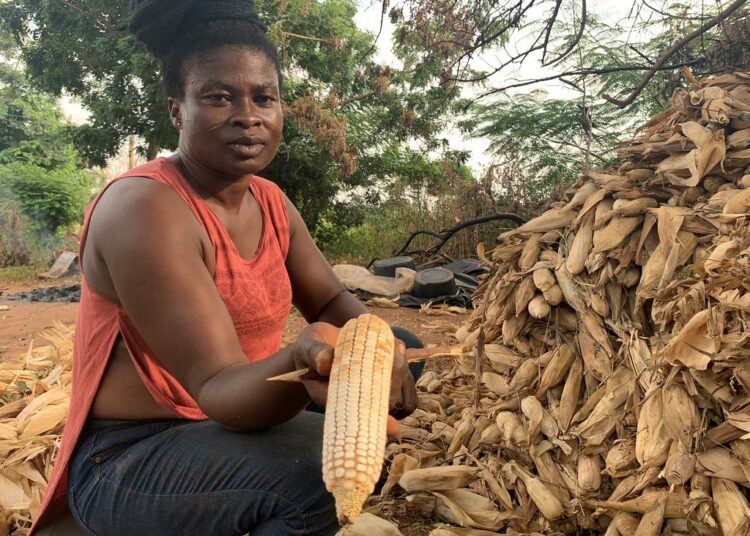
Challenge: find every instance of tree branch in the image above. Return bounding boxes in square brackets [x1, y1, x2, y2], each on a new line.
[479, 59, 701, 98]
[449, 1, 539, 71]
[540, 0, 563, 65]
[327, 90, 377, 109]
[603, 0, 748, 108]
[641, 0, 712, 21]
[280, 31, 334, 44]
[355, 0, 388, 63]
[450, 33, 546, 83]
[544, 0, 587, 67]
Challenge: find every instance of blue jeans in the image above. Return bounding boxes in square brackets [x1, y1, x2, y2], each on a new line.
[68, 327, 423, 536]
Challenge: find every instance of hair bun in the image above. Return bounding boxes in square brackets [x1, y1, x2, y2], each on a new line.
[129, 0, 266, 61]
[129, 0, 195, 60]
[181, 0, 267, 34]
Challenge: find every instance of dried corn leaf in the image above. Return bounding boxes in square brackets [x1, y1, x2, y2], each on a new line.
[433, 488, 513, 531]
[399, 466, 478, 493]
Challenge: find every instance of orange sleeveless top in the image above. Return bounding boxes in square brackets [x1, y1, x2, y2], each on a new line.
[31, 157, 292, 532]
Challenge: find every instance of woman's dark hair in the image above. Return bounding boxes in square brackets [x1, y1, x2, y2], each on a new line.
[129, 0, 282, 97]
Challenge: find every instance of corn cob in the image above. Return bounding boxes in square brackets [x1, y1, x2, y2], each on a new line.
[322, 314, 395, 526]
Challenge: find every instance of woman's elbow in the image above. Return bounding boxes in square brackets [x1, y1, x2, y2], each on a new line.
[203, 402, 305, 432]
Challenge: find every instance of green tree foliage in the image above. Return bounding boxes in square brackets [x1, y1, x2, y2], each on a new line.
[0, 0, 467, 236]
[0, 23, 93, 265]
[0, 162, 92, 234]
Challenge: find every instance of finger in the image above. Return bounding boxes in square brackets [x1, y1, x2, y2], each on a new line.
[386, 415, 401, 437]
[392, 372, 417, 419]
[303, 379, 328, 407]
[388, 338, 407, 400]
[300, 342, 334, 376]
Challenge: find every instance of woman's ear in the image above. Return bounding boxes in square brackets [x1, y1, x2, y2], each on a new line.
[168, 97, 182, 130]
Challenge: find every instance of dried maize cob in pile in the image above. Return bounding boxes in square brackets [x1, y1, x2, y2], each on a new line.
[373, 71, 750, 535]
[322, 314, 395, 526]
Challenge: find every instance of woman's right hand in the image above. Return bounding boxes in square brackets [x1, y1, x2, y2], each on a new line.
[291, 321, 405, 436]
[292, 322, 340, 408]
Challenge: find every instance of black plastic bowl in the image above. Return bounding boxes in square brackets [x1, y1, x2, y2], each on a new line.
[412, 268, 458, 299]
[372, 256, 416, 277]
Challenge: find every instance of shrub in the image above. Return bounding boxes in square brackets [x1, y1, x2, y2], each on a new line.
[0, 162, 93, 266]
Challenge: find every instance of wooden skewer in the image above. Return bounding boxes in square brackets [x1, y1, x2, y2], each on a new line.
[267, 345, 461, 382]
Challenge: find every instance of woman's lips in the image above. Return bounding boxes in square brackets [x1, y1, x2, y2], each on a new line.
[227, 142, 265, 157]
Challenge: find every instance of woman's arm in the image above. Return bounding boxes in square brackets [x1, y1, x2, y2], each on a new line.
[90, 179, 331, 431]
[283, 197, 417, 417]
[284, 198, 367, 326]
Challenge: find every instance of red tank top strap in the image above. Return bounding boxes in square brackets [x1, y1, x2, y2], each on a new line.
[249, 176, 290, 260]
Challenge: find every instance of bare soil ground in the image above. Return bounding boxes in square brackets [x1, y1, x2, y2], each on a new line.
[0, 275, 467, 361]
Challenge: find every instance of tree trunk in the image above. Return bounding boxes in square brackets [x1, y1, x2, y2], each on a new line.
[146, 140, 161, 161]
[128, 135, 135, 169]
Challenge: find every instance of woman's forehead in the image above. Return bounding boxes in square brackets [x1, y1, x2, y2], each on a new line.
[184, 46, 279, 90]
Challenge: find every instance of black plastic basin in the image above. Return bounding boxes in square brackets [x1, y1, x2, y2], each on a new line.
[412, 268, 458, 299]
[372, 256, 416, 277]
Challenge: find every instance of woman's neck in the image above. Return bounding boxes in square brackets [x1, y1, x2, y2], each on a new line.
[173, 152, 252, 212]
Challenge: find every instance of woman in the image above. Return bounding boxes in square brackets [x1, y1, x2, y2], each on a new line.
[31, 1, 419, 535]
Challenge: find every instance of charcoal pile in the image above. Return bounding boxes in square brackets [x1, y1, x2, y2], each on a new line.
[3, 284, 81, 303]
[376, 72, 750, 535]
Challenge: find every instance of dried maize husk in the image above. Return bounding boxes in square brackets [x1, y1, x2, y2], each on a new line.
[510, 463, 564, 521]
[399, 466, 478, 492]
[532, 269, 556, 292]
[577, 454, 601, 495]
[496, 411, 526, 447]
[527, 295, 551, 319]
[566, 211, 594, 275]
[509, 359, 538, 392]
[535, 344, 574, 399]
[663, 440, 695, 488]
[605, 440, 636, 477]
[711, 478, 750, 536]
[521, 396, 557, 444]
[635, 389, 672, 469]
[557, 357, 582, 432]
[542, 283, 563, 305]
[633, 492, 667, 536]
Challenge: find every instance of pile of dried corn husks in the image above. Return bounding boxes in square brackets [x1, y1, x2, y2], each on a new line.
[376, 72, 750, 535]
[0, 326, 73, 535]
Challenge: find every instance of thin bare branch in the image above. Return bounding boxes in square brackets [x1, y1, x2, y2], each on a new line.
[279, 31, 334, 44]
[544, 0, 587, 67]
[641, 0, 712, 20]
[356, 0, 389, 63]
[540, 0, 564, 65]
[480, 59, 700, 98]
[628, 44, 652, 63]
[327, 90, 377, 109]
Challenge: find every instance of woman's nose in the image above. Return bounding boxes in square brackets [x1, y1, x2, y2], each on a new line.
[231, 101, 262, 128]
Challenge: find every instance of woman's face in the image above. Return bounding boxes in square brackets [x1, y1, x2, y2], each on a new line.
[169, 45, 283, 178]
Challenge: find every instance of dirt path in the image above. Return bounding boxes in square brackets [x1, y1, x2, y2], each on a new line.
[0, 301, 79, 356]
[0, 279, 467, 359]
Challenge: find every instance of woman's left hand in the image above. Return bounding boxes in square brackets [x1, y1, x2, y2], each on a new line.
[389, 339, 418, 418]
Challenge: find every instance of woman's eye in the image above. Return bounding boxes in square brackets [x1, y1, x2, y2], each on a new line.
[208, 94, 231, 103]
